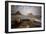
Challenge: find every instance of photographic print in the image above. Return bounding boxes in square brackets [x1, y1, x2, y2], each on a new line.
[5, 1, 45, 33]
[11, 5, 41, 28]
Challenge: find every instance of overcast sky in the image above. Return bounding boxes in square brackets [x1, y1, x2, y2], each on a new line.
[11, 5, 41, 16]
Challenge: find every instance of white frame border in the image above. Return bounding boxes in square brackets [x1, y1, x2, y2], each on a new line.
[8, 2, 44, 32]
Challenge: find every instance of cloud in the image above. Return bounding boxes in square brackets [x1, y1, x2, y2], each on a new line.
[11, 5, 41, 16]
